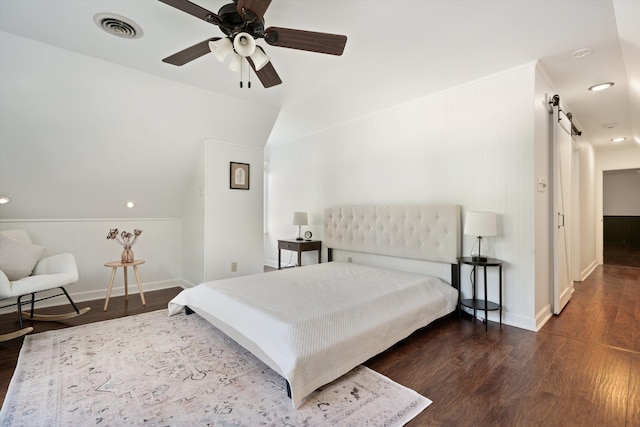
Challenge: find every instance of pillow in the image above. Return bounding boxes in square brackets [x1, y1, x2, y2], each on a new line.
[0, 233, 45, 281]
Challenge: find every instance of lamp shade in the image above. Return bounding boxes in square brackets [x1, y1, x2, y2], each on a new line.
[464, 211, 497, 237]
[249, 46, 270, 71]
[233, 32, 256, 57]
[292, 212, 308, 226]
[209, 38, 233, 62]
[228, 53, 243, 72]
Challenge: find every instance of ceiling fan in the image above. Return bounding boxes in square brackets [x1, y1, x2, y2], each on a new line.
[158, 0, 348, 88]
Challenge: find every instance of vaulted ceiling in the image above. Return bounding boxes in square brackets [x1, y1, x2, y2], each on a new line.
[0, 0, 638, 219]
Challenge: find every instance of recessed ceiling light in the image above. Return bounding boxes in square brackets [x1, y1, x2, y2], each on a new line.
[126, 201, 135, 208]
[588, 82, 614, 91]
[610, 137, 626, 143]
[572, 48, 593, 58]
[0, 195, 10, 204]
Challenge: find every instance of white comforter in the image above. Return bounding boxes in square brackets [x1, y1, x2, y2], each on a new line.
[168, 261, 458, 407]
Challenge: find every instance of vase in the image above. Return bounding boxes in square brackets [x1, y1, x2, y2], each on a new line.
[121, 247, 134, 263]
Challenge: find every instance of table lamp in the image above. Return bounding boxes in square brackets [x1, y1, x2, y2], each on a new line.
[292, 212, 308, 241]
[464, 211, 497, 262]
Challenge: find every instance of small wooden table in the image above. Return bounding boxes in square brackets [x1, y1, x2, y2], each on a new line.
[103, 259, 146, 311]
[278, 239, 322, 269]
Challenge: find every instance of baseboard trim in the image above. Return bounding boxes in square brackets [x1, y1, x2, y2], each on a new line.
[459, 306, 537, 332]
[0, 279, 188, 315]
[535, 304, 553, 331]
[580, 260, 599, 281]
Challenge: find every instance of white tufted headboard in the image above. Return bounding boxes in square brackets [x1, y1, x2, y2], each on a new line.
[323, 205, 461, 265]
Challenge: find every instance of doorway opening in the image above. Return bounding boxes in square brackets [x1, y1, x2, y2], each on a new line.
[602, 168, 640, 268]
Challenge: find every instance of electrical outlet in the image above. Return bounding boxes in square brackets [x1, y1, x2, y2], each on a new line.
[231, 262, 237, 272]
[348, 257, 352, 263]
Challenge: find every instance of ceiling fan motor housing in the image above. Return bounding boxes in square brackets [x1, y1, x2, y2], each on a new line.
[217, 2, 264, 38]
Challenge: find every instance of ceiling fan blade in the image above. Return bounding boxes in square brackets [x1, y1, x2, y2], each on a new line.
[264, 27, 347, 56]
[247, 56, 282, 88]
[162, 38, 219, 66]
[158, 0, 222, 25]
[237, 0, 272, 21]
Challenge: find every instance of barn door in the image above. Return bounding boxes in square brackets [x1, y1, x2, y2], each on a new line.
[552, 109, 574, 314]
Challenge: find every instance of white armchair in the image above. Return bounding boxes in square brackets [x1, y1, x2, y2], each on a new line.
[0, 229, 90, 341]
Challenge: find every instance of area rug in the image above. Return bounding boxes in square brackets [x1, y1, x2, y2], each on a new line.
[0, 309, 431, 426]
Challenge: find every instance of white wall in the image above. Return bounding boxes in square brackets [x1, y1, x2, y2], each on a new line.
[265, 63, 541, 330]
[533, 65, 554, 328]
[181, 152, 205, 287]
[204, 140, 264, 280]
[176, 139, 266, 287]
[0, 219, 182, 313]
[0, 31, 278, 220]
[577, 142, 598, 279]
[603, 169, 640, 215]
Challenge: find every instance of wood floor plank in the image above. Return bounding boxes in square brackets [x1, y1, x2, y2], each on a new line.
[628, 352, 640, 427]
[591, 347, 633, 427]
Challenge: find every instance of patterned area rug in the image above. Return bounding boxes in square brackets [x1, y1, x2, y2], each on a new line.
[1, 310, 431, 426]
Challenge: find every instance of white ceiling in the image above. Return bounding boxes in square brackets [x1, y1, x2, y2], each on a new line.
[0, 0, 638, 149]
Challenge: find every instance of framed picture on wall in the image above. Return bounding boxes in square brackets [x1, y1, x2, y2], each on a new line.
[230, 162, 250, 190]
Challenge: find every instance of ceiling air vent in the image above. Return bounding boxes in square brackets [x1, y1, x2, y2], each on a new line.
[94, 13, 143, 39]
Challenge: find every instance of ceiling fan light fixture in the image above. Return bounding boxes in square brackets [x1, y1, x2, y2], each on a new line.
[250, 46, 270, 71]
[588, 82, 614, 91]
[159, 0, 347, 88]
[209, 38, 233, 62]
[233, 32, 256, 57]
[228, 53, 243, 72]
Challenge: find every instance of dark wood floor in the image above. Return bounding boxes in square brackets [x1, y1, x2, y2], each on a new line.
[1, 265, 638, 426]
[367, 264, 640, 426]
[604, 244, 640, 268]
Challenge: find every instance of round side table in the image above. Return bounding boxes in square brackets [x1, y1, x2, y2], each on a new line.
[458, 256, 503, 331]
[103, 259, 146, 311]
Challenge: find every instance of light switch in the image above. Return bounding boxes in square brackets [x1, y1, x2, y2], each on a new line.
[537, 177, 548, 192]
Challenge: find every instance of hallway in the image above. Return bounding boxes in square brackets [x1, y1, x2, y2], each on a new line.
[542, 264, 640, 353]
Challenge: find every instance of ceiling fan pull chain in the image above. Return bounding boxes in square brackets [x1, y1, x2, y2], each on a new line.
[240, 59, 243, 88]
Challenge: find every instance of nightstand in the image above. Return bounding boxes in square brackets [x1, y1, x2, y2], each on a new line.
[458, 256, 503, 331]
[278, 239, 321, 269]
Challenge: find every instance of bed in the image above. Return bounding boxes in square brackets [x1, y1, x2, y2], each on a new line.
[168, 205, 461, 407]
